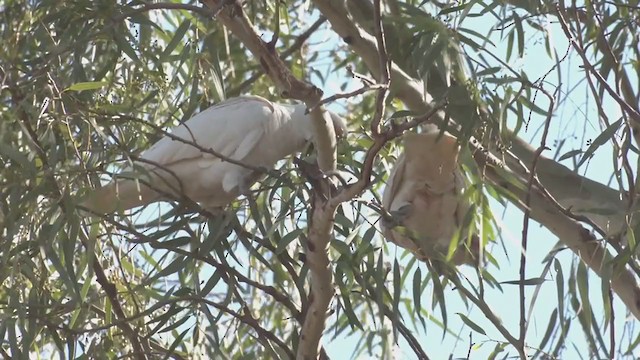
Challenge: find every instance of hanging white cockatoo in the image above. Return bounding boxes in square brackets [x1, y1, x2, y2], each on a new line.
[382, 130, 480, 266]
[81, 95, 347, 214]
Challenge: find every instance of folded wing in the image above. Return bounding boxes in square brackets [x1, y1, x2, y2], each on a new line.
[81, 96, 293, 214]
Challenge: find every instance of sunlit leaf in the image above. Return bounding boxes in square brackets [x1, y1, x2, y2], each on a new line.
[64, 81, 109, 92]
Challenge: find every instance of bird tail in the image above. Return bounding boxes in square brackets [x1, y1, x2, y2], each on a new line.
[79, 180, 155, 215]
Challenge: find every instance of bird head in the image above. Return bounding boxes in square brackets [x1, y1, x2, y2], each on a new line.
[292, 104, 347, 141]
[403, 131, 460, 193]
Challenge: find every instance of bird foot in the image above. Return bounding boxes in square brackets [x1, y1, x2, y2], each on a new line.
[381, 203, 413, 228]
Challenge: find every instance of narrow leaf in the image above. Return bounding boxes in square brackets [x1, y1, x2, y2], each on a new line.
[64, 81, 109, 92]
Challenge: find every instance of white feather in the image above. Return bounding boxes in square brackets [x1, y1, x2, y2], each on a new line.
[81, 95, 347, 214]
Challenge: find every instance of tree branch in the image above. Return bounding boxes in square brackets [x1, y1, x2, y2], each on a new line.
[475, 156, 640, 320]
[197, 1, 340, 357]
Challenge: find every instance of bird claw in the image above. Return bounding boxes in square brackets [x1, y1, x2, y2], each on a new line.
[392, 204, 413, 221]
[380, 203, 413, 228]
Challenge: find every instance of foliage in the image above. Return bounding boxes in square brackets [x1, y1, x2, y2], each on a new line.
[1, 0, 639, 359]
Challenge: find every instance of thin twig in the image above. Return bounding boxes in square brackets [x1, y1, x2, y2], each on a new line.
[308, 83, 388, 112]
[519, 81, 556, 359]
[330, 100, 449, 207]
[186, 296, 295, 358]
[228, 17, 328, 96]
[609, 286, 615, 359]
[347, 65, 378, 86]
[448, 274, 521, 348]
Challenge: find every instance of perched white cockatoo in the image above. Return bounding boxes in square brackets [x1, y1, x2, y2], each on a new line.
[382, 130, 479, 266]
[81, 95, 347, 214]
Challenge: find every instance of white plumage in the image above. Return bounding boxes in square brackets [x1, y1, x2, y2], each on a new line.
[81, 95, 347, 214]
[382, 131, 479, 266]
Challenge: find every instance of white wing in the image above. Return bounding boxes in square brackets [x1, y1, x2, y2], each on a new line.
[142, 95, 276, 168]
[81, 95, 301, 214]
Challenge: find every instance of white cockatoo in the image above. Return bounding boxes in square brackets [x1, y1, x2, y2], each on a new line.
[382, 130, 479, 266]
[81, 95, 347, 214]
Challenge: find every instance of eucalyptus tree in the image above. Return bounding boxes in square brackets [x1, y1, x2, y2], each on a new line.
[1, 0, 639, 359]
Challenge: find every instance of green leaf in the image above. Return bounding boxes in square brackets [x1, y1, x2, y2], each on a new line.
[506, 30, 514, 62]
[430, 271, 447, 337]
[476, 66, 501, 77]
[200, 270, 221, 296]
[554, 259, 565, 328]
[577, 119, 623, 168]
[159, 236, 192, 249]
[576, 261, 592, 330]
[162, 328, 191, 360]
[64, 81, 109, 92]
[375, 251, 386, 325]
[160, 20, 191, 62]
[0, 143, 35, 176]
[160, 314, 191, 334]
[156, 256, 187, 278]
[456, 313, 486, 335]
[412, 267, 426, 329]
[419, 34, 447, 77]
[457, 26, 496, 48]
[392, 259, 401, 339]
[536, 308, 558, 353]
[500, 277, 547, 286]
[438, 4, 467, 15]
[337, 276, 364, 330]
[388, 110, 416, 119]
[487, 342, 508, 360]
[557, 149, 583, 162]
[331, 239, 352, 257]
[114, 31, 139, 62]
[276, 228, 303, 255]
[514, 13, 524, 58]
[517, 95, 549, 116]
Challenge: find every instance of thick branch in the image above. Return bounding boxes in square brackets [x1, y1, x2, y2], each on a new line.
[297, 206, 335, 360]
[198, 1, 341, 357]
[478, 160, 640, 320]
[501, 0, 638, 236]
